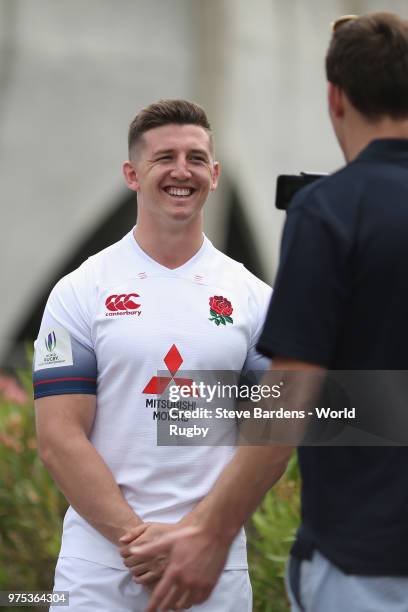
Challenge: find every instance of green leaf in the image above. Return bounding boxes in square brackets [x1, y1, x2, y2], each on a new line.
[225, 316, 233, 323]
[215, 319, 220, 326]
[219, 316, 226, 325]
[208, 317, 215, 321]
[210, 309, 218, 317]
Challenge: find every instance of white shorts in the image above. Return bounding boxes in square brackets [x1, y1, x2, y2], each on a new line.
[50, 556, 252, 612]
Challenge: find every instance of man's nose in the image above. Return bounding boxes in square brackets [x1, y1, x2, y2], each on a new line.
[170, 158, 192, 180]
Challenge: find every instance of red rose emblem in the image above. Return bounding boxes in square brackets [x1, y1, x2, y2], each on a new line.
[209, 296, 233, 316]
[209, 296, 234, 326]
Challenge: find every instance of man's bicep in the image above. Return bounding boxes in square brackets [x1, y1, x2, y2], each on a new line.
[35, 394, 96, 450]
[33, 267, 97, 399]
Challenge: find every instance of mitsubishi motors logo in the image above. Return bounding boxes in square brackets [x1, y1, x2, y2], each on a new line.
[105, 293, 141, 317]
[143, 344, 193, 395]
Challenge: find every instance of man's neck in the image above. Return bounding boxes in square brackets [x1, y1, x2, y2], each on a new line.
[342, 114, 408, 162]
[133, 219, 204, 269]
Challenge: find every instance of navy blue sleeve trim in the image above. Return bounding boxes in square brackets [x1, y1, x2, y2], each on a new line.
[33, 377, 97, 399]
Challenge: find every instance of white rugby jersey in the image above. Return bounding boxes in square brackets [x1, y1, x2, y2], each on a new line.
[33, 229, 272, 570]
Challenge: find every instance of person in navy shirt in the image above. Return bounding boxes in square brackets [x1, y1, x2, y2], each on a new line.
[134, 12, 408, 612]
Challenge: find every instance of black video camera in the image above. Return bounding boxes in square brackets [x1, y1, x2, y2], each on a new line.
[275, 172, 327, 211]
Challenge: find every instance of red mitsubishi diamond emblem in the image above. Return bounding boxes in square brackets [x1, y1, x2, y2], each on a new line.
[143, 344, 194, 395]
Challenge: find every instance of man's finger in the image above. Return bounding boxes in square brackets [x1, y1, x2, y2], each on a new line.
[119, 523, 149, 544]
[173, 588, 193, 610]
[134, 570, 161, 585]
[125, 560, 150, 573]
[152, 583, 181, 612]
[144, 572, 179, 612]
[131, 526, 197, 560]
[174, 585, 212, 609]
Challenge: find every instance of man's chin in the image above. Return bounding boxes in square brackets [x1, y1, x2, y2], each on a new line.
[165, 203, 203, 222]
[167, 211, 198, 223]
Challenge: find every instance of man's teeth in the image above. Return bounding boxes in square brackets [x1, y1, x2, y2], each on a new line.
[165, 187, 193, 197]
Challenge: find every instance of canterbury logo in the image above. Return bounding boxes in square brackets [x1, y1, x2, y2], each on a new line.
[105, 293, 141, 317]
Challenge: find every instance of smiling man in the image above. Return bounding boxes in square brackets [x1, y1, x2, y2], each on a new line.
[33, 99, 271, 611]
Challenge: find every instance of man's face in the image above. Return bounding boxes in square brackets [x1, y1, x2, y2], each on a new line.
[125, 123, 219, 225]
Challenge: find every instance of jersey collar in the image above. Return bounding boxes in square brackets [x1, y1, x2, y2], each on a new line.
[127, 228, 211, 273]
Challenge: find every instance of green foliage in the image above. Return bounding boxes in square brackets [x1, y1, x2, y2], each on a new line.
[248, 455, 301, 611]
[0, 370, 67, 599]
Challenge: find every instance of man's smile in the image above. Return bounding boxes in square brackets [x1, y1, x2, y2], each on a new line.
[163, 186, 196, 198]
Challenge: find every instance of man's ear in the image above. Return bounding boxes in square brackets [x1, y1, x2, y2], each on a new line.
[210, 161, 221, 192]
[328, 82, 345, 119]
[122, 161, 139, 192]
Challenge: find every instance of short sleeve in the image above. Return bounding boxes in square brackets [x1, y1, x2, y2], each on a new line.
[33, 263, 97, 399]
[243, 276, 272, 373]
[257, 195, 351, 366]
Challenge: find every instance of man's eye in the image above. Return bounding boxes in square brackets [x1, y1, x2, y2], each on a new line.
[190, 156, 206, 163]
[156, 155, 172, 161]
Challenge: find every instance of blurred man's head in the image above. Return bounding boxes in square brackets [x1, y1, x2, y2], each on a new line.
[326, 13, 408, 157]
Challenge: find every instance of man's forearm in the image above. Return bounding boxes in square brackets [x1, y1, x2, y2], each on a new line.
[181, 360, 323, 542]
[182, 445, 293, 544]
[40, 435, 142, 544]
[131, 445, 294, 612]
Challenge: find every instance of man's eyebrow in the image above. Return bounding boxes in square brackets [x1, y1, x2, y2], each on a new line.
[151, 149, 174, 157]
[189, 149, 211, 159]
[150, 148, 211, 159]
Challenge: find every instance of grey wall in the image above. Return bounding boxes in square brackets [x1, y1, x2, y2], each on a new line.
[1, 0, 407, 364]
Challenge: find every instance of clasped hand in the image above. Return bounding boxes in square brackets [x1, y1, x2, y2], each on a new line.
[119, 522, 176, 586]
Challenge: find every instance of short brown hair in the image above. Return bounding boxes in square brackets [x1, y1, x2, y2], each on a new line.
[326, 12, 408, 119]
[128, 99, 212, 155]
